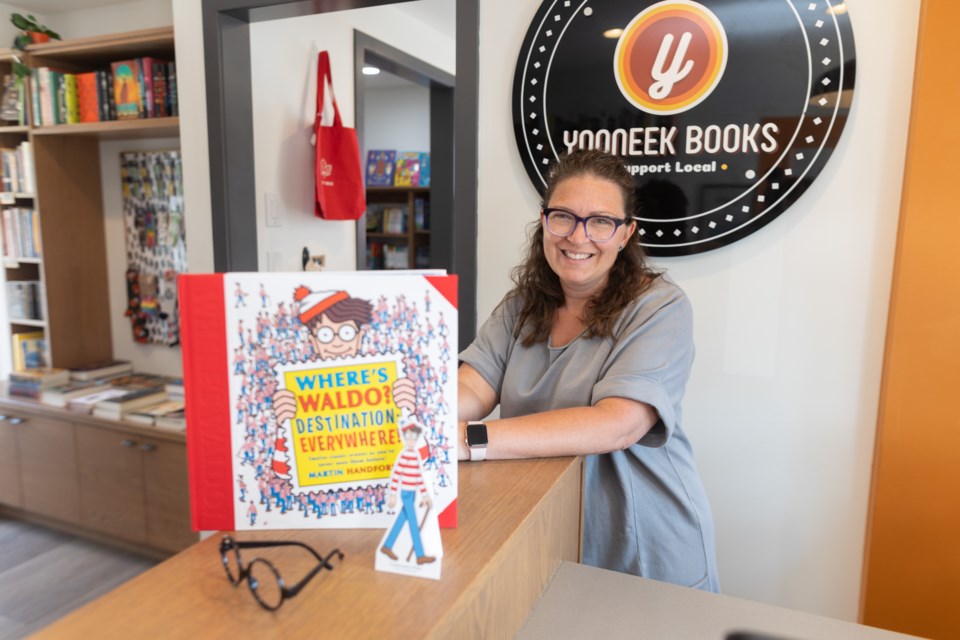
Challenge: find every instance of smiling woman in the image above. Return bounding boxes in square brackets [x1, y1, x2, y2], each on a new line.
[457, 148, 720, 592]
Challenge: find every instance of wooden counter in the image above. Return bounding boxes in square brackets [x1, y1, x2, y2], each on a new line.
[32, 456, 583, 639]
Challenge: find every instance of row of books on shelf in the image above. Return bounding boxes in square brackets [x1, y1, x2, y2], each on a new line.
[2, 207, 41, 260]
[7, 360, 185, 430]
[1, 141, 36, 194]
[366, 200, 430, 235]
[366, 243, 430, 270]
[6, 280, 42, 321]
[31, 57, 178, 126]
[366, 150, 431, 187]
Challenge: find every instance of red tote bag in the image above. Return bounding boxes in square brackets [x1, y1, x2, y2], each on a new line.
[313, 51, 366, 220]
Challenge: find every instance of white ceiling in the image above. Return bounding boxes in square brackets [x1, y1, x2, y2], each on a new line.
[9, 0, 455, 36]
[8, 0, 131, 13]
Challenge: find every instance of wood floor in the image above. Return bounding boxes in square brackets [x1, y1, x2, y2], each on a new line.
[0, 516, 156, 640]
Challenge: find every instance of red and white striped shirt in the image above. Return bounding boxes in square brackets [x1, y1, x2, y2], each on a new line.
[389, 449, 426, 494]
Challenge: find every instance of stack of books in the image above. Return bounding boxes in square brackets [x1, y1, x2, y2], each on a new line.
[8, 367, 70, 398]
[41, 379, 114, 407]
[61, 371, 170, 416]
[93, 386, 167, 420]
[68, 359, 133, 381]
[126, 376, 186, 430]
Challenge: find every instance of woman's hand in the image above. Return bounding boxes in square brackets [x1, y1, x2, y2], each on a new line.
[272, 389, 296, 423]
[392, 376, 417, 413]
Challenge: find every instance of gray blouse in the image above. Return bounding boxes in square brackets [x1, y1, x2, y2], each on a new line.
[459, 276, 719, 591]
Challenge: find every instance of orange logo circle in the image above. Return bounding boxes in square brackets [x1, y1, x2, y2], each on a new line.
[615, 0, 728, 115]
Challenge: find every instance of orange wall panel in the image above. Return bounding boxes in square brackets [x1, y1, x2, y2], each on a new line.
[861, 0, 960, 638]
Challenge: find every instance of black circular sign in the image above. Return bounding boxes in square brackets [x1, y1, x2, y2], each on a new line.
[513, 0, 856, 256]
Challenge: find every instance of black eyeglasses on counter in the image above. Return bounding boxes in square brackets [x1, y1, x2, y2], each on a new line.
[219, 536, 343, 611]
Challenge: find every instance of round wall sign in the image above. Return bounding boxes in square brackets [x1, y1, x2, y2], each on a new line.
[513, 0, 856, 256]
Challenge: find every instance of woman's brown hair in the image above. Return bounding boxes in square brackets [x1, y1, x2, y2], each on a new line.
[509, 149, 660, 346]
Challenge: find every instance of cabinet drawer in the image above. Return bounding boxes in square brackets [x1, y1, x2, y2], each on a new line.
[15, 413, 81, 524]
[76, 424, 147, 543]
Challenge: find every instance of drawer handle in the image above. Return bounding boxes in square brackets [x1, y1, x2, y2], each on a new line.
[140, 443, 157, 452]
[121, 439, 138, 447]
[8, 417, 25, 425]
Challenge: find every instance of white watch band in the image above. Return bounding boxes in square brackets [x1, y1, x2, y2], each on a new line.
[469, 442, 487, 462]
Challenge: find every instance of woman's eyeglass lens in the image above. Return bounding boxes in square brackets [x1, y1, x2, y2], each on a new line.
[542, 208, 627, 243]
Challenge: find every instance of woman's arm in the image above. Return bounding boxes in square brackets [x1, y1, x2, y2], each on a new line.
[457, 395, 659, 461]
[458, 363, 498, 421]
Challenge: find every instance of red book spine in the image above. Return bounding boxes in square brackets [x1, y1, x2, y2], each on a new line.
[76, 72, 99, 123]
[179, 273, 234, 531]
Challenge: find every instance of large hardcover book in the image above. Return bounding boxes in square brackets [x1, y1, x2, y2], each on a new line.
[63, 74, 79, 124]
[393, 152, 422, 187]
[418, 152, 431, 187]
[180, 271, 458, 531]
[76, 72, 99, 123]
[111, 60, 142, 120]
[365, 150, 395, 187]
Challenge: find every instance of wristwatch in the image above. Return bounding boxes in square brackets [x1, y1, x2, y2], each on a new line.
[466, 421, 488, 461]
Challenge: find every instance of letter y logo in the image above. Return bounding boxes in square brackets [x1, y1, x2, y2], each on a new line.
[614, 0, 727, 115]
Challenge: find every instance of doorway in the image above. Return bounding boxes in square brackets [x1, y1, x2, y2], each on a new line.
[353, 31, 455, 273]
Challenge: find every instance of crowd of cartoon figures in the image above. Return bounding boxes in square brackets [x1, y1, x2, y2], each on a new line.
[231, 284, 454, 526]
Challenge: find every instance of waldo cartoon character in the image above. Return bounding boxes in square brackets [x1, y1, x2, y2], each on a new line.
[380, 423, 435, 565]
[272, 287, 417, 423]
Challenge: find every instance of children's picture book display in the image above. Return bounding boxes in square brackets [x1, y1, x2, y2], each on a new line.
[364, 150, 430, 187]
[181, 271, 457, 579]
[365, 150, 395, 187]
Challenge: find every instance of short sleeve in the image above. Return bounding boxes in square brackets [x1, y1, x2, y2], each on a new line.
[592, 281, 695, 448]
[458, 297, 520, 398]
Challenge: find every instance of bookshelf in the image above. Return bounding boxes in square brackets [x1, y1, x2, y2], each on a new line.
[365, 186, 431, 270]
[0, 26, 179, 371]
[0, 49, 48, 370]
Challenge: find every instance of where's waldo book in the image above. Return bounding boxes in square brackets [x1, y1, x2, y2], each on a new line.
[180, 271, 458, 531]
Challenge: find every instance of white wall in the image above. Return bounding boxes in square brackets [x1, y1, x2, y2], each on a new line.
[47, 0, 171, 39]
[248, 6, 454, 272]
[363, 83, 430, 157]
[478, 0, 921, 622]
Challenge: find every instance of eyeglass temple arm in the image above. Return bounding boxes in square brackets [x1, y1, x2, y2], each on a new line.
[232, 539, 326, 562]
[283, 549, 344, 598]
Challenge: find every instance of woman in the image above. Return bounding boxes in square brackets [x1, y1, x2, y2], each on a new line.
[457, 149, 719, 591]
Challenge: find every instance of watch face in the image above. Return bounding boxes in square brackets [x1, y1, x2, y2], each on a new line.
[467, 422, 489, 446]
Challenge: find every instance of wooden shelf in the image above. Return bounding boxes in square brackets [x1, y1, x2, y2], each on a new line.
[2, 26, 180, 369]
[26, 26, 174, 71]
[31, 117, 180, 140]
[8, 318, 47, 328]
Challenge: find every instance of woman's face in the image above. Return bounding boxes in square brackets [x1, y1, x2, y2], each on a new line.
[542, 174, 636, 298]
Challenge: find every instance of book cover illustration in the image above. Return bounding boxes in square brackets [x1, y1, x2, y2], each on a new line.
[418, 152, 431, 187]
[366, 150, 395, 187]
[393, 152, 421, 187]
[181, 271, 457, 532]
[111, 60, 141, 120]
